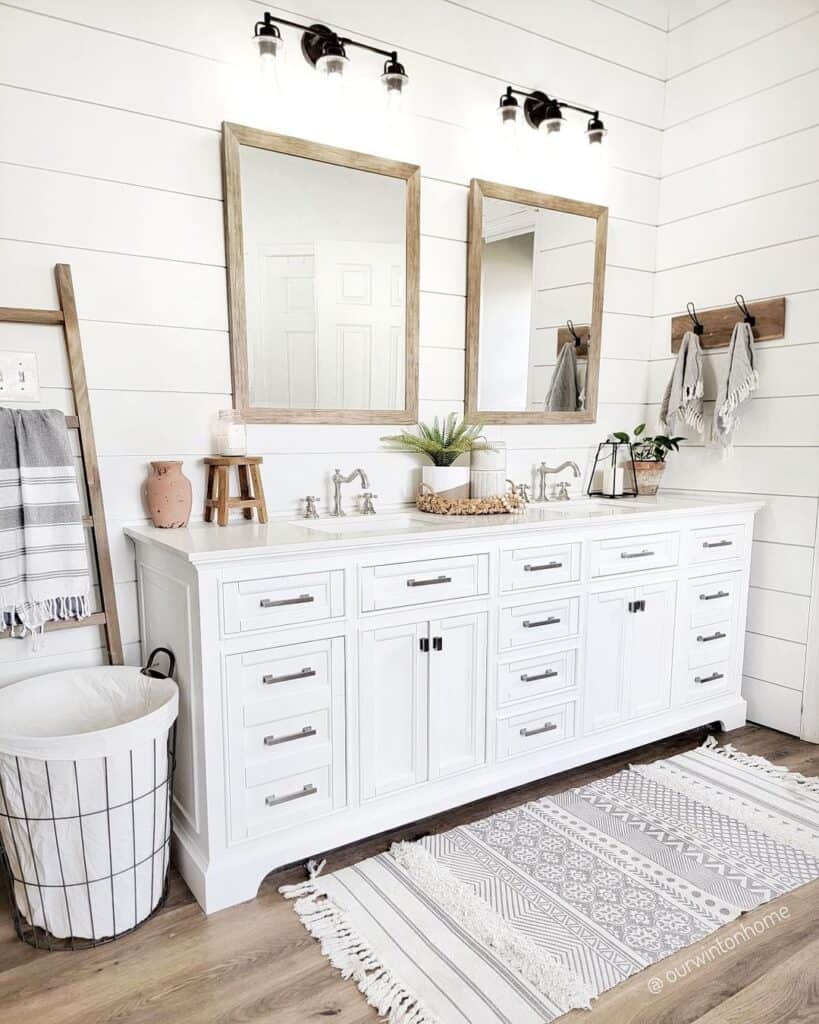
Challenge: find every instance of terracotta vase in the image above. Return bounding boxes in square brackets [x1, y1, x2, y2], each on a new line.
[146, 461, 192, 528]
[631, 460, 666, 496]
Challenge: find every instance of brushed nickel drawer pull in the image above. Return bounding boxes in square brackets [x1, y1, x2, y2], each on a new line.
[262, 666, 316, 685]
[260, 594, 314, 608]
[700, 590, 729, 601]
[520, 669, 559, 683]
[265, 783, 317, 807]
[621, 549, 655, 560]
[523, 561, 562, 572]
[703, 539, 733, 549]
[694, 672, 724, 684]
[522, 616, 561, 629]
[520, 721, 558, 738]
[263, 725, 317, 746]
[407, 575, 452, 588]
[697, 631, 727, 643]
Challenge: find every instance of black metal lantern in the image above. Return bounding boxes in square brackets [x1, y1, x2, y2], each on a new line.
[587, 440, 638, 499]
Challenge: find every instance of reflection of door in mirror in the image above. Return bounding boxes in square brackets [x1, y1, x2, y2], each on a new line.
[228, 133, 418, 420]
[478, 199, 595, 414]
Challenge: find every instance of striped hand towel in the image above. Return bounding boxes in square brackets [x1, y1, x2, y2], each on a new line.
[0, 409, 91, 638]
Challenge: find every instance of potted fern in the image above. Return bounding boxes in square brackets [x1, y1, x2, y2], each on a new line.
[381, 413, 485, 500]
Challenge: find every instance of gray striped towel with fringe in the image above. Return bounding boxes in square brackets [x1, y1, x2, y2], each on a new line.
[0, 409, 90, 639]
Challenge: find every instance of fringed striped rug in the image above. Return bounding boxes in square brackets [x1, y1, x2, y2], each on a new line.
[282, 739, 819, 1023]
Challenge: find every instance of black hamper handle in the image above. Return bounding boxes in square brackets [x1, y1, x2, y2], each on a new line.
[142, 647, 176, 679]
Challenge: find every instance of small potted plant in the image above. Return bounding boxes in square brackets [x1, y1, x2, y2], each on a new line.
[381, 413, 485, 500]
[612, 423, 685, 496]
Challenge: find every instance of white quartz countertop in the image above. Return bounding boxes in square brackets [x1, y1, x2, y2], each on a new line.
[124, 492, 764, 565]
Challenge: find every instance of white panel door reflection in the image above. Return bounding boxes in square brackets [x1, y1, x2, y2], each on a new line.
[314, 241, 404, 410]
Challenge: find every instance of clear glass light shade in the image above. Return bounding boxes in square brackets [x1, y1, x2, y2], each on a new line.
[382, 71, 409, 117]
[497, 103, 519, 135]
[255, 34, 283, 89]
[316, 52, 349, 87]
[587, 127, 607, 145]
[540, 116, 563, 134]
[255, 34, 283, 65]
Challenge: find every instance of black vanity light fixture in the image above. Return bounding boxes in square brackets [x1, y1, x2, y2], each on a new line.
[253, 11, 409, 104]
[498, 86, 608, 145]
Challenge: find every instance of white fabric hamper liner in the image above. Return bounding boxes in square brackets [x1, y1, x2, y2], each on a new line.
[0, 666, 178, 940]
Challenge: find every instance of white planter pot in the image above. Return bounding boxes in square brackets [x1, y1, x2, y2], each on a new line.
[422, 464, 470, 500]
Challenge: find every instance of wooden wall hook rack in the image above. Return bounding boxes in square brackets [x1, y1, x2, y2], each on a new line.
[556, 322, 590, 359]
[671, 296, 785, 352]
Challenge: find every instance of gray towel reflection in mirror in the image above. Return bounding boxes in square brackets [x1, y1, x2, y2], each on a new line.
[545, 342, 579, 412]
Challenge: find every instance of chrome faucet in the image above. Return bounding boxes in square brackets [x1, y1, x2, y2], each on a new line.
[537, 461, 581, 501]
[330, 468, 370, 517]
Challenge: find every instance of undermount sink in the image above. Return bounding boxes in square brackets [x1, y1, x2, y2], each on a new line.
[294, 512, 451, 534]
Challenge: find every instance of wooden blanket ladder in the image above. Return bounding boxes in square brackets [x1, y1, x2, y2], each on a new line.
[0, 264, 123, 663]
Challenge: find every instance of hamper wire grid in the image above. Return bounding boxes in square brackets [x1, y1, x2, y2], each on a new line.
[0, 722, 176, 951]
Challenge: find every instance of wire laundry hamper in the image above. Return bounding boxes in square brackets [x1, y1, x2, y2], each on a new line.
[0, 649, 178, 950]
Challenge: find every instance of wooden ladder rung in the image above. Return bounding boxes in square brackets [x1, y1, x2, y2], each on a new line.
[65, 416, 80, 429]
[0, 611, 108, 640]
[82, 515, 94, 528]
[0, 308, 65, 326]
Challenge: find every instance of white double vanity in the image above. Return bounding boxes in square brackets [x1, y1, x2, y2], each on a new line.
[126, 492, 760, 913]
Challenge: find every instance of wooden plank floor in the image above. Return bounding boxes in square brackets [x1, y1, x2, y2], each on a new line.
[2, 724, 818, 1023]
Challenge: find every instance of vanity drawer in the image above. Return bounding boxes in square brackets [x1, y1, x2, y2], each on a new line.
[681, 661, 732, 702]
[228, 637, 342, 727]
[688, 574, 740, 628]
[497, 701, 575, 760]
[243, 709, 332, 788]
[497, 647, 576, 706]
[689, 524, 746, 565]
[590, 532, 679, 578]
[222, 570, 344, 635]
[500, 542, 581, 593]
[688, 623, 732, 668]
[499, 595, 579, 650]
[244, 765, 333, 837]
[360, 554, 489, 612]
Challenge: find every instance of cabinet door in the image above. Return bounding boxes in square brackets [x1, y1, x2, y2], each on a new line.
[628, 580, 677, 720]
[428, 612, 488, 780]
[585, 587, 631, 733]
[359, 622, 428, 800]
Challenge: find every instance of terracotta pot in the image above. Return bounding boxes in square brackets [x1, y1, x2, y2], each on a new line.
[631, 460, 666, 496]
[422, 464, 470, 501]
[146, 461, 192, 528]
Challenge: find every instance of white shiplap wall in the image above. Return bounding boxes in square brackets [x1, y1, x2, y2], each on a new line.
[6, 1, 815, 738]
[653, 0, 819, 737]
[0, 0, 664, 685]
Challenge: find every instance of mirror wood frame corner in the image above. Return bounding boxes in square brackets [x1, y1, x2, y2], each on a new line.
[221, 122, 421, 424]
[464, 177, 609, 425]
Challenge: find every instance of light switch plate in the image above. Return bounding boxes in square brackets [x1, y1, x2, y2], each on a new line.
[0, 352, 40, 402]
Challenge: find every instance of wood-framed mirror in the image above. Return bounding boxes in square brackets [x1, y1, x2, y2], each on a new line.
[465, 178, 608, 424]
[222, 123, 420, 424]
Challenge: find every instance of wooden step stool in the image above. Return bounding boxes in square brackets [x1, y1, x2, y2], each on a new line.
[204, 456, 268, 526]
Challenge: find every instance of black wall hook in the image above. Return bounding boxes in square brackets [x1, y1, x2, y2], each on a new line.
[566, 319, 582, 346]
[686, 301, 704, 336]
[735, 294, 756, 326]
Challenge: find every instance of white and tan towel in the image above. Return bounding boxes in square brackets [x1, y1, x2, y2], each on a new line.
[713, 321, 758, 450]
[0, 409, 90, 638]
[660, 329, 704, 433]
